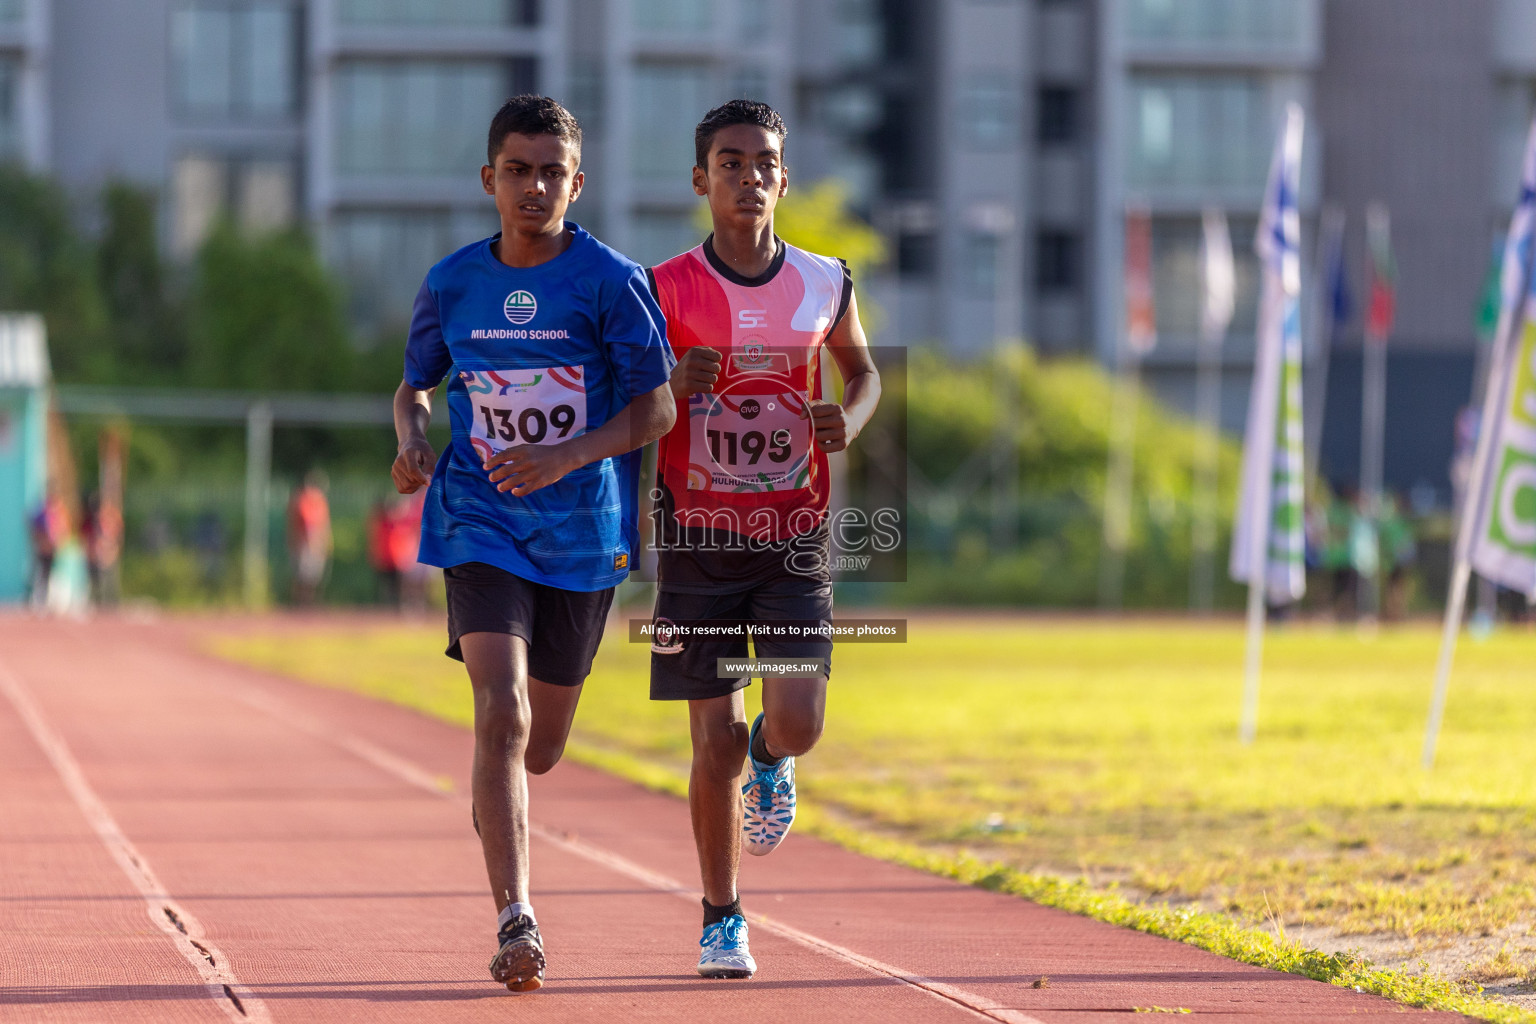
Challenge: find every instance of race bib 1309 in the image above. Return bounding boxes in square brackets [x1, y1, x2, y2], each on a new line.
[462, 366, 587, 462]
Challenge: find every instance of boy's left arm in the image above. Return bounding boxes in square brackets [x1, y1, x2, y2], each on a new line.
[810, 288, 881, 453]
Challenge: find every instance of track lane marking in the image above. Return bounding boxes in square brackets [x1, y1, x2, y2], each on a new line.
[233, 681, 1048, 1024]
[0, 659, 272, 1023]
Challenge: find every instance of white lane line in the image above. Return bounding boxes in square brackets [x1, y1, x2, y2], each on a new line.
[234, 682, 1048, 1024]
[0, 660, 271, 1024]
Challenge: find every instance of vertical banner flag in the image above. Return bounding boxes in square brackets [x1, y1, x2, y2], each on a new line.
[1191, 208, 1234, 610]
[1125, 206, 1157, 356]
[1365, 204, 1397, 342]
[1202, 208, 1236, 344]
[1231, 104, 1306, 605]
[1470, 126, 1536, 595]
[1423, 115, 1536, 769]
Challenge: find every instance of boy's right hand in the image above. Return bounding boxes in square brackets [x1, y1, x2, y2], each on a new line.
[392, 437, 436, 494]
[670, 346, 722, 399]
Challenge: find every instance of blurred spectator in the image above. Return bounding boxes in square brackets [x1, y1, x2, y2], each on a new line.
[398, 491, 429, 612]
[192, 511, 226, 592]
[28, 489, 71, 609]
[1322, 490, 1355, 619]
[368, 494, 425, 610]
[287, 471, 332, 606]
[1379, 493, 1418, 621]
[367, 500, 402, 607]
[80, 491, 123, 606]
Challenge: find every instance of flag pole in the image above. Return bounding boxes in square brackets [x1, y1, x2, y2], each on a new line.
[1358, 203, 1392, 622]
[1422, 203, 1534, 769]
[1304, 206, 1345, 481]
[1192, 207, 1233, 613]
[1100, 345, 1139, 608]
[1238, 281, 1280, 746]
[1101, 205, 1155, 609]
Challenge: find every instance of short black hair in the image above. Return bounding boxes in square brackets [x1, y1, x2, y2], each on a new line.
[487, 95, 582, 165]
[694, 99, 787, 169]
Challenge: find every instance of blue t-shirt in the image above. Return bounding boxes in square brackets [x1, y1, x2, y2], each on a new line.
[404, 223, 674, 591]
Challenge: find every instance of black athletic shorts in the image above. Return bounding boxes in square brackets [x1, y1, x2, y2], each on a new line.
[649, 575, 833, 701]
[443, 561, 615, 687]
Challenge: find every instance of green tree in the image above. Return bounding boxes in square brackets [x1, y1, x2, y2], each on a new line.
[185, 222, 355, 392]
[97, 183, 183, 382]
[0, 166, 109, 381]
[772, 179, 887, 281]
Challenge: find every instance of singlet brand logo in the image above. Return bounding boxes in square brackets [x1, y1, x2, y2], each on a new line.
[738, 308, 766, 328]
[504, 290, 537, 325]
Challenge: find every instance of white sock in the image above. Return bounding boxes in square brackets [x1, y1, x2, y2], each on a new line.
[498, 901, 536, 930]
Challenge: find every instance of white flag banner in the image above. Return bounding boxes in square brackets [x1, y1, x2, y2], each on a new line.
[1202, 207, 1235, 346]
[1231, 103, 1306, 605]
[1469, 117, 1536, 596]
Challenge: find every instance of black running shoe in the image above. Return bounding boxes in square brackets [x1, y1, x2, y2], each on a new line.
[489, 915, 545, 992]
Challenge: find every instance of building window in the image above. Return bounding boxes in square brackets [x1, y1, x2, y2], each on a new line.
[897, 233, 936, 275]
[171, 1, 300, 120]
[1494, 79, 1536, 205]
[330, 208, 492, 329]
[834, 0, 881, 62]
[1124, 0, 1309, 49]
[1126, 73, 1282, 192]
[961, 232, 999, 298]
[959, 75, 1019, 149]
[1035, 230, 1080, 292]
[0, 58, 18, 161]
[568, 57, 605, 133]
[335, 59, 523, 176]
[631, 64, 713, 182]
[338, 0, 538, 26]
[172, 154, 298, 256]
[732, 69, 769, 103]
[634, 0, 711, 32]
[1037, 85, 1079, 145]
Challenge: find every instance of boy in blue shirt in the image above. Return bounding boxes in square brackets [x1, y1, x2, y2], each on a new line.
[390, 96, 675, 991]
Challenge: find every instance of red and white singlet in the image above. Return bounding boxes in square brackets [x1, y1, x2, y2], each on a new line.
[648, 236, 852, 589]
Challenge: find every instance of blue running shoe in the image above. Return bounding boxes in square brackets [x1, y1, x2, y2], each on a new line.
[698, 913, 756, 978]
[742, 713, 796, 856]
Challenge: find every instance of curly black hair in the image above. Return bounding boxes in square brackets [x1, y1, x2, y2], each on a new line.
[487, 95, 582, 165]
[694, 99, 786, 169]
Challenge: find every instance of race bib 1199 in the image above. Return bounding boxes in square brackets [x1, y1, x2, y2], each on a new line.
[462, 366, 586, 462]
[687, 385, 812, 492]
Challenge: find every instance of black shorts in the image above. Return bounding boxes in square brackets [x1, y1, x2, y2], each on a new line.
[443, 562, 615, 687]
[649, 575, 833, 701]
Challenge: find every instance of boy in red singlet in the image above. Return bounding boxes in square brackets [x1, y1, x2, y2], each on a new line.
[646, 100, 881, 978]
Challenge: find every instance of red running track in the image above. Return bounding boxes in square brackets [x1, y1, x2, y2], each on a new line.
[0, 612, 1472, 1023]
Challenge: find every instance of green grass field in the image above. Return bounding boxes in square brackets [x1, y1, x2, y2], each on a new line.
[213, 615, 1536, 1021]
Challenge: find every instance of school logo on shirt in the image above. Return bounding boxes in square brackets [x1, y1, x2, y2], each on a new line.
[504, 290, 538, 325]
